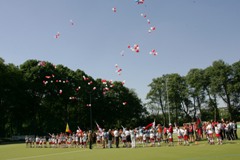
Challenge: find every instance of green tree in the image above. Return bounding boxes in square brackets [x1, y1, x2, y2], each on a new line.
[186, 68, 206, 118]
[0, 59, 29, 137]
[0, 58, 7, 137]
[95, 79, 146, 129]
[167, 74, 192, 124]
[209, 60, 234, 120]
[203, 66, 219, 121]
[231, 60, 240, 116]
[146, 76, 168, 125]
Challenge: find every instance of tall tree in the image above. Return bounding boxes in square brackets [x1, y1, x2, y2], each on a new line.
[203, 66, 219, 121]
[186, 68, 206, 118]
[167, 74, 192, 124]
[231, 61, 240, 114]
[146, 76, 168, 125]
[0, 59, 29, 136]
[209, 60, 234, 120]
[0, 58, 7, 137]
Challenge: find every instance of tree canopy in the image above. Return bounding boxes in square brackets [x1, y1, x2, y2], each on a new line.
[146, 60, 240, 125]
[0, 59, 146, 137]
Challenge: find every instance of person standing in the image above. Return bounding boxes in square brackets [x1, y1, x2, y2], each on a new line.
[96, 130, 102, 148]
[214, 124, 222, 145]
[175, 126, 183, 145]
[86, 131, 90, 148]
[217, 121, 224, 141]
[138, 127, 144, 145]
[183, 125, 189, 146]
[25, 135, 30, 148]
[108, 129, 113, 148]
[221, 119, 226, 140]
[142, 131, 147, 147]
[229, 121, 235, 140]
[206, 122, 214, 145]
[149, 130, 155, 147]
[125, 128, 131, 148]
[130, 128, 136, 148]
[163, 126, 168, 143]
[114, 128, 120, 148]
[188, 123, 195, 143]
[156, 124, 163, 146]
[168, 123, 173, 144]
[232, 121, 238, 139]
[102, 129, 107, 148]
[121, 131, 127, 147]
[225, 121, 231, 140]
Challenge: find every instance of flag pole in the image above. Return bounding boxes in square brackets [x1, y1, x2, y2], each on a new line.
[166, 78, 171, 124]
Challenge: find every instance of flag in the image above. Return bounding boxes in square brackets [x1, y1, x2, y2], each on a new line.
[152, 119, 156, 129]
[144, 122, 153, 130]
[65, 123, 72, 133]
[144, 120, 155, 130]
[196, 117, 202, 135]
[196, 117, 202, 128]
[95, 121, 103, 133]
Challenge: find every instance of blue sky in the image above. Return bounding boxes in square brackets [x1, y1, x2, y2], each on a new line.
[0, 0, 240, 103]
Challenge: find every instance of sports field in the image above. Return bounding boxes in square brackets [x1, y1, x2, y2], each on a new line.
[1, 139, 240, 160]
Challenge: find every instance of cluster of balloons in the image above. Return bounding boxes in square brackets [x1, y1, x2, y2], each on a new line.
[149, 49, 158, 56]
[112, 7, 117, 12]
[140, 13, 151, 25]
[115, 64, 123, 75]
[148, 26, 156, 33]
[101, 79, 114, 95]
[135, 0, 145, 4]
[128, 44, 140, 53]
[38, 61, 46, 67]
[69, 19, 74, 25]
[101, 79, 127, 105]
[55, 32, 60, 39]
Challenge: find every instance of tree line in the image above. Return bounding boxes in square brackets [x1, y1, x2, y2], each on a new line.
[146, 60, 240, 125]
[0, 58, 147, 137]
[0, 58, 239, 138]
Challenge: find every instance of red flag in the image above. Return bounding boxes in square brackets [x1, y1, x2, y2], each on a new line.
[144, 119, 156, 130]
[196, 117, 202, 128]
[196, 117, 202, 135]
[144, 122, 153, 130]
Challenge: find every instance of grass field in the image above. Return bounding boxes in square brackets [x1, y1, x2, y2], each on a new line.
[1, 139, 240, 160]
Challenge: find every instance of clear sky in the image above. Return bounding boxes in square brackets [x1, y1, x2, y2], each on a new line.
[0, 0, 240, 103]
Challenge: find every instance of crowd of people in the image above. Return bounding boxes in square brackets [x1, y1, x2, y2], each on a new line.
[25, 119, 238, 148]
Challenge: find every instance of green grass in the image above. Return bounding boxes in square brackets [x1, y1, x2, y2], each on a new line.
[1, 139, 240, 160]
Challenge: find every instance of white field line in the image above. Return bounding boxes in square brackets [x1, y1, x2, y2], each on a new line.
[6, 149, 89, 160]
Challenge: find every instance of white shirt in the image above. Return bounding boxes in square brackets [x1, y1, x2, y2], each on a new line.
[125, 130, 130, 136]
[176, 128, 183, 136]
[130, 130, 135, 139]
[150, 132, 155, 139]
[206, 124, 213, 134]
[215, 126, 220, 134]
[114, 130, 119, 137]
